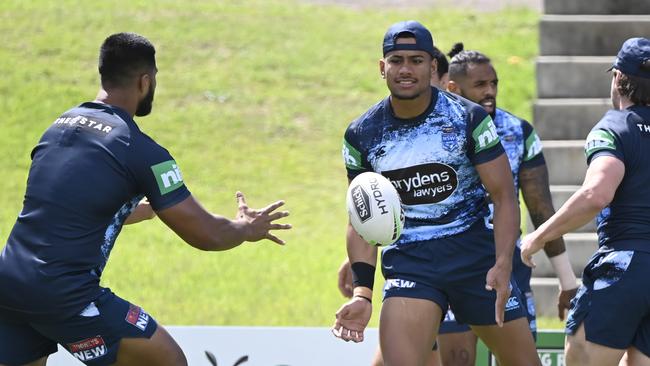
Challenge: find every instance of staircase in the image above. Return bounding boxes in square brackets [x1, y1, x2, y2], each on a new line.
[528, 0, 650, 317]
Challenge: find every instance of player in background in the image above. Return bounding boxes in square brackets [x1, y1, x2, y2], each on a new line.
[331, 20, 541, 366]
[432, 46, 450, 91]
[0, 32, 291, 366]
[521, 37, 650, 366]
[433, 43, 578, 366]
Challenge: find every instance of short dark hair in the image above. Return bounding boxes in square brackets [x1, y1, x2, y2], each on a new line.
[617, 62, 650, 105]
[447, 43, 491, 80]
[432, 46, 448, 79]
[98, 32, 156, 88]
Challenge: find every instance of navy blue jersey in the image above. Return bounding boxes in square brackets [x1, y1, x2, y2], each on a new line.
[0, 102, 191, 320]
[584, 106, 650, 252]
[342, 87, 505, 244]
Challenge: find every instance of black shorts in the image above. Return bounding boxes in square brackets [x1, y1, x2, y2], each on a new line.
[0, 288, 157, 365]
[567, 248, 650, 356]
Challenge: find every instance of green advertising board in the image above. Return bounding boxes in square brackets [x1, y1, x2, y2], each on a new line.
[476, 330, 566, 366]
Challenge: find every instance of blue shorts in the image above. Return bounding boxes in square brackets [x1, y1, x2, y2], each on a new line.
[381, 220, 527, 326]
[438, 240, 537, 336]
[438, 288, 537, 339]
[566, 247, 650, 356]
[0, 288, 157, 365]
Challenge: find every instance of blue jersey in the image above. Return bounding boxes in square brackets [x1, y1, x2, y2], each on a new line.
[0, 102, 191, 320]
[584, 106, 650, 252]
[342, 87, 504, 244]
[493, 108, 545, 193]
[493, 108, 545, 294]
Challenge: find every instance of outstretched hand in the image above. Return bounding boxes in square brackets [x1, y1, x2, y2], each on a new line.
[235, 191, 291, 245]
[332, 297, 372, 343]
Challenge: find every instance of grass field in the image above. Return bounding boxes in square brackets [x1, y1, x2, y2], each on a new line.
[0, 0, 562, 328]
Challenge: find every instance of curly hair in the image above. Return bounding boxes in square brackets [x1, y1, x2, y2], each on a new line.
[616, 62, 650, 105]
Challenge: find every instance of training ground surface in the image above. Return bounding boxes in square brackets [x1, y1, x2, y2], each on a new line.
[303, 0, 541, 11]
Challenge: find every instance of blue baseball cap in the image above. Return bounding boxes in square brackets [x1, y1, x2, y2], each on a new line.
[382, 20, 436, 58]
[609, 37, 650, 79]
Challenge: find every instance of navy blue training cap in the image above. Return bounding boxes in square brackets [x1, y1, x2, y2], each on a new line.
[610, 37, 650, 79]
[382, 20, 435, 57]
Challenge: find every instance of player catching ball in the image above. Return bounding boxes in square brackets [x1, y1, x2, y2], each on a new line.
[0, 32, 291, 366]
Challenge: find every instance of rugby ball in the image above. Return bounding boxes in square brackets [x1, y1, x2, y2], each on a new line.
[346, 172, 404, 246]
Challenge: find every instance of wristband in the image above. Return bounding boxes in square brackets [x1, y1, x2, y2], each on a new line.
[351, 262, 376, 290]
[549, 252, 578, 290]
[354, 295, 372, 304]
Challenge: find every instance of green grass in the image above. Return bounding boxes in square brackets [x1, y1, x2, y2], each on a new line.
[0, 0, 558, 328]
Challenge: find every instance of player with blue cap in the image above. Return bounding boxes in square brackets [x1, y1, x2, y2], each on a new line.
[522, 37, 650, 366]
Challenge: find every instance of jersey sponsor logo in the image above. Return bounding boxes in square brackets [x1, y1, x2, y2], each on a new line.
[636, 123, 650, 136]
[342, 139, 363, 170]
[53, 115, 114, 135]
[382, 163, 458, 205]
[505, 296, 521, 311]
[67, 336, 107, 362]
[585, 130, 616, 157]
[125, 304, 150, 331]
[524, 132, 543, 161]
[441, 124, 458, 152]
[151, 160, 185, 195]
[349, 184, 372, 223]
[473, 116, 500, 153]
[384, 278, 416, 290]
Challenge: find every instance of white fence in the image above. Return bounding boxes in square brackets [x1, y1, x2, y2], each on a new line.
[48, 326, 379, 366]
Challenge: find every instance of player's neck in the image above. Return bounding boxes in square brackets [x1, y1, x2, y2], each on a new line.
[94, 88, 137, 117]
[615, 96, 634, 111]
[389, 89, 432, 119]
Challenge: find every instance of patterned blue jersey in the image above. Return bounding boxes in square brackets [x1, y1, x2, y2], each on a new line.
[343, 88, 504, 244]
[584, 106, 650, 252]
[0, 102, 191, 320]
[493, 108, 545, 294]
[493, 108, 545, 193]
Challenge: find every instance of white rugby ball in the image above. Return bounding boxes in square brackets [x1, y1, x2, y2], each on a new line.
[346, 172, 404, 246]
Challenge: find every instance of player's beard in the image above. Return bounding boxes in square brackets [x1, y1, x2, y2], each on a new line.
[135, 84, 155, 117]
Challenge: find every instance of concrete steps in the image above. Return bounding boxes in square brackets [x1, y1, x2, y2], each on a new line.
[540, 15, 650, 56]
[541, 140, 586, 185]
[530, 277, 573, 319]
[533, 98, 610, 140]
[525, 185, 597, 233]
[544, 0, 650, 15]
[530, 232, 598, 319]
[536, 56, 612, 98]
[530, 232, 598, 277]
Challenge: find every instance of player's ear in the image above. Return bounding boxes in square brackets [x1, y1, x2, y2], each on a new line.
[138, 73, 151, 97]
[379, 59, 386, 79]
[440, 73, 450, 91]
[431, 58, 438, 79]
[447, 79, 460, 94]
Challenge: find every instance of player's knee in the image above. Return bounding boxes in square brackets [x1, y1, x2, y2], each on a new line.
[442, 348, 474, 366]
[171, 351, 188, 366]
[162, 338, 188, 366]
[565, 340, 588, 366]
